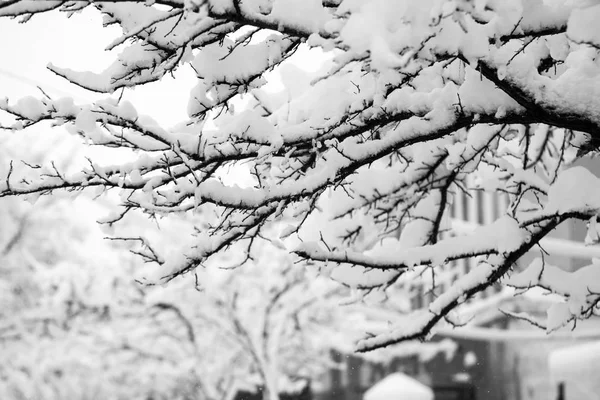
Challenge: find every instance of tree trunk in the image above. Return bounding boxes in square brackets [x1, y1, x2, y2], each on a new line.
[262, 386, 279, 400]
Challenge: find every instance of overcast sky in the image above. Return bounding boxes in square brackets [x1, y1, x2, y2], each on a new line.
[0, 7, 328, 128]
[0, 8, 198, 126]
[0, 5, 331, 190]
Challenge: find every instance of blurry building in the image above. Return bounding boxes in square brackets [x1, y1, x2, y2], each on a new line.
[314, 158, 600, 400]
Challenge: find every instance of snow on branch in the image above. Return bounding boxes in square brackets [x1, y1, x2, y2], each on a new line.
[507, 257, 600, 332]
[2, 0, 600, 350]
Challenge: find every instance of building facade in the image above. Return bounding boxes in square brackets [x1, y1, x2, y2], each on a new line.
[314, 157, 600, 400]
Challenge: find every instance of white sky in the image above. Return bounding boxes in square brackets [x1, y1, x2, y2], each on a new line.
[1, 10, 112, 101]
[0, 8, 197, 126]
[0, 7, 327, 128]
[0, 6, 328, 188]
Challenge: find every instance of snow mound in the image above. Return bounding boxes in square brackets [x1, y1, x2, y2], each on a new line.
[549, 341, 600, 400]
[363, 373, 434, 400]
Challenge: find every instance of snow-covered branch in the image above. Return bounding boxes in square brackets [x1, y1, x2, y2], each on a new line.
[2, 0, 600, 350]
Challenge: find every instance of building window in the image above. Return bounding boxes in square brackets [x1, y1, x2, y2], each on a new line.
[410, 284, 424, 310]
[359, 362, 372, 388]
[340, 364, 348, 387]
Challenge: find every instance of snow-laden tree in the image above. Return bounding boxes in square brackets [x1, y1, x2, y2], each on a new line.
[0, 193, 389, 400]
[1, 0, 600, 351]
[142, 247, 354, 400]
[0, 200, 145, 399]
[0, 129, 387, 400]
[0, 136, 182, 399]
